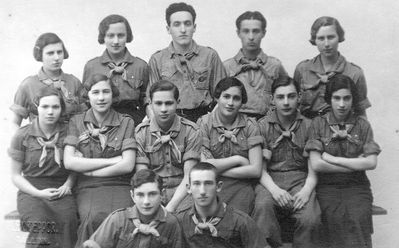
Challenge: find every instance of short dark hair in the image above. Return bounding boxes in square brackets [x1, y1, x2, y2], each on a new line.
[82, 74, 120, 104]
[309, 16, 345, 45]
[271, 76, 300, 95]
[189, 162, 219, 183]
[165, 2, 196, 26]
[214, 77, 248, 104]
[98, 14, 133, 44]
[33, 33, 69, 62]
[131, 169, 163, 192]
[236, 11, 267, 31]
[149, 80, 179, 101]
[324, 74, 360, 114]
[32, 87, 66, 118]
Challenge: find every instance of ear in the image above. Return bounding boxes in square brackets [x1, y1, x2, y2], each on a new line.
[166, 25, 171, 35]
[216, 181, 223, 193]
[262, 29, 267, 38]
[193, 23, 197, 33]
[236, 29, 240, 37]
[271, 94, 275, 105]
[130, 190, 135, 204]
[186, 183, 192, 194]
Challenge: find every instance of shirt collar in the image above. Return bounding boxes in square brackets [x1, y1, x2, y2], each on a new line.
[37, 67, 67, 82]
[234, 49, 268, 64]
[211, 109, 247, 129]
[188, 198, 226, 219]
[99, 48, 135, 64]
[83, 108, 120, 127]
[127, 205, 167, 223]
[29, 118, 63, 139]
[267, 109, 303, 124]
[309, 53, 346, 74]
[167, 40, 200, 58]
[326, 111, 357, 125]
[149, 114, 181, 133]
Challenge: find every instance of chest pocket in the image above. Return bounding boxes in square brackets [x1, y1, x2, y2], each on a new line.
[193, 67, 209, 90]
[103, 138, 123, 158]
[23, 139, 42, 166]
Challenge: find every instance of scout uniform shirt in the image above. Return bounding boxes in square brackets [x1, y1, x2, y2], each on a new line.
[294, 54, 371, 118]
[224, 50, 288, 116]
[88, 205, 185, 248]
[135, 115, 201, 202]
[64, 108, 136, 189]
[148, 41, 226, 110]
[177, 201, 268, 248]
[11, 68, 86, 121]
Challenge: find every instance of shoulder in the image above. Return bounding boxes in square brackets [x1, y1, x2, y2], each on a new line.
[196, 113, 212, 129]
[69, 112, 85, 124]
[257, 115, 271, 132]
[135, 119, 150, 133]
[243, 114, 259, 129]
[355, 115, 371, 128]
[62, 73, 81, 84]
[150, 48, 168, 59]
[265, 55, 284, 66]
[85, 56, 102, 66]
[343, 60, 364, 76]
[301, 116, 312, 129]
[295, 58, 314, 71]
[131, 56, 148, 67]
[198, 45, 221, 58]
[13, 125, 31, 142]
[181, 117, 199, 131]
[165, 212, 181, 226]
[19, 74, 39, 87]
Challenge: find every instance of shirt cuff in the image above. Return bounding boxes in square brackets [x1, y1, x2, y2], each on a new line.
[183, 150, 200, 162]
[304, 139, 324, 153]
[64, 135, 78, 147]
[247, 135, 263, 148]
[7, 148, 25, 162]
[122, 138, 137, 151]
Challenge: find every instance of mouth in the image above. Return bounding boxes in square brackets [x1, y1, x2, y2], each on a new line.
[281, 108, 292, 112]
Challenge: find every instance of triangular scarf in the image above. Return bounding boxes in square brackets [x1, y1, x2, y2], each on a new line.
[36, 132, 61, 168]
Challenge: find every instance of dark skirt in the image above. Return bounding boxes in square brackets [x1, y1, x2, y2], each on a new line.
[317, 185, 373, 248]
[75, 185, 133, 248]
[17, 178, 78, 248]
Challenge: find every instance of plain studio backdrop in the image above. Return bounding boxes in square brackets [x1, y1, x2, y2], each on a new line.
[1, 0, 398, 247]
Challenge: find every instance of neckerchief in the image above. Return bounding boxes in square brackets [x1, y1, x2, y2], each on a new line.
[234, 57, 268, 87]
[78, 122, 110, 150]
[107, 62, 128, 81]
[42, 78, 70, 99]
[191, 202, 226, 237]
[36, 132, 60, 168]
[173, 52, 196, 80]
[150, 131, 181, 163]
[325, 115, 357, 145]
[216, 127, 240, 144]
[271, 119, 301, 149]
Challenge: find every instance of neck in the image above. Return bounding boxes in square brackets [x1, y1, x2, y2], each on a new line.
[320, 53, 339, 71]
[156, 115, 176, 132]
[242, 48, 261, 60]
[195, 198, 219, 220]
[216, 109, 236, 129]
[108, 48, 126, 64]
[93, 109, 110, 127]
[38, 121, 57, 139]
[138, 210, 158, 224]
[173, 41, 193, 54]
[43, 67, 61, 79]
[276, 111, 297, 130]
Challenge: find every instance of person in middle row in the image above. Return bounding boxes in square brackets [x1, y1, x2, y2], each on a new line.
[148, 2, 226, 122]
[224, 11, 288, 120]
[253, 77, 320, 248]
[83, 14, 149, 124]
[64, 74, 136, 247]
[135, 80, 201, 213]
[197, 77, 263, 214]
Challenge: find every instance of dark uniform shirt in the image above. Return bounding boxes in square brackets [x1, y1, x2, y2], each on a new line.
[89, 206, 185, 248]
[305, 112, 381, 186]
[11, 68, 86, 121]
[294, 54, 371, 118]
[64, 108, 136, 189]
[177, 201, 268, 248]
[224, 49, 288, 115]
[148, 41, 226, 110]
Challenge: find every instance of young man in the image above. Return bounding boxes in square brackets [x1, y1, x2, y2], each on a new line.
[148, 2, 226, 122]
[135, 80, 201, 213]
[224, 11, 287, 120]
[178, 162, 270, 248]
[82, 169, 184, 248]
[253, 77, 320, 248]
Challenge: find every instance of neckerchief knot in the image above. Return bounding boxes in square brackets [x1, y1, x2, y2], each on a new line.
[107, 62, 128, 80]
[216, 127, 239, 144]
[36, 132, 60, 168]
[271, 119, 301, 149]
[78, 123, 110, 150]
[151, 131, 181, 163]
[191, 202, 226, 237]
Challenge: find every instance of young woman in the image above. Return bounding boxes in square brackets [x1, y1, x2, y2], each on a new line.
[82, 14, 148, 124]
[294, 16, 370, 119]
[11, 32, 85, 128]
[306, 74, 380, 248]
[9, 88, 78, 248]
[63, 74, 136, 247]
[197, 77, 263, 214]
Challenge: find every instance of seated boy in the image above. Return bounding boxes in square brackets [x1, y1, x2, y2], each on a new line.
[83, 169, 184, 248]
[178, 162, 270, 248]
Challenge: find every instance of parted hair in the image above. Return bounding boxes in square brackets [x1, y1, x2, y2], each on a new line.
[214, 77, 248, 104]
[131, 169, 163, 192]
[236, 11, 267, 31]
[309, 16, 345, 45]
[149, 80, 179, 101]
[33, 33, 69, 62]
[82, 74, 120, 103]
[165, 2, 196, 26]
[98, 14, 133, 44]
[33, 87, 66, 117]
[271, 76, 300, 95]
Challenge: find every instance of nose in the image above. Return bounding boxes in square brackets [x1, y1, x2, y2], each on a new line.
[199, 184, 206, 195]
[338, 99, 345, 107]
[112, 36, 119, 44]
[180, 24, 186, 33]
[283, 97, 289, 105]
[324, 39, 330, 47]
[248, 31, 255, 40]
[98, 92, 105, 100]
[48, 107, 54, 115]
[227, 98, 234, 106]
[160, 103, 167, 112]
[143, 195, 150, 205]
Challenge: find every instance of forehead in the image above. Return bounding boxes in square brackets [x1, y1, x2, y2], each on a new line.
[106, 22, 127, 33]
[190, 170, 217, 182]
[274, 84, 297, 95]
[90, 80, 111, 90]
[39, 95, 61, 105]
[316, 25, 338, 36]
[170, 11, 193, 23]
[239, 19, 263, 30]
[332, 88, 352, 97]
[43, 42, 63, 52]
[152, 90, 176, 101]
[134, 182, 160, 193]
[221, 86, 242, 96]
